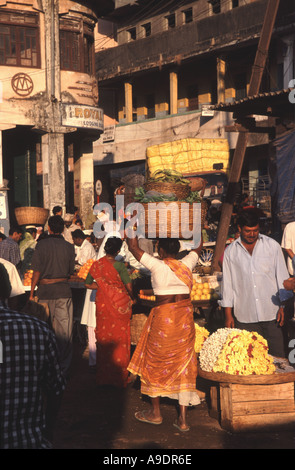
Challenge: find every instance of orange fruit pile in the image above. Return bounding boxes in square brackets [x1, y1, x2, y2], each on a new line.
[77, 259, 95, 280]
[190, 280, 213, 301]
[138, 290, 156, 302]
[23, 269, 33, 286]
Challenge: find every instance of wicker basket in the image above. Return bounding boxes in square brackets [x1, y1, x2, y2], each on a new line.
[15, 207, 49, 226]
[139, 201, 206, 238]
[131, 313, 148, 345]
[144, 181, 190, 200]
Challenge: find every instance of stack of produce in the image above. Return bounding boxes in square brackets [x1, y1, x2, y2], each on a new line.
[190, 279, 219, 301]
[134, 169, 201, 204]
[77, 259, 95, 280]
[23, 269, 33, 286]
[146, 138, 230, 176]
[133, 170, 204, 238]
[199, 328, 275, 376]
[138, 290, 156, 302]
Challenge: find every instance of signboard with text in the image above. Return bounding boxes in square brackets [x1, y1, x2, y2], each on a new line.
[62, 104, 104, 131]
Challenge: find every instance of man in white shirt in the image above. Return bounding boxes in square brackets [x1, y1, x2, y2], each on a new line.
[220, 210, 292, 357]
[71, 229, 96, 266]
[281, 221, 295, 277]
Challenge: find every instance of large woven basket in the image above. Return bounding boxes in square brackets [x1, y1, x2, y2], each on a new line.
[139, 201, 206, 238]
[131, 313, 148, 345]
[144, 181, 190, 200]
[15, 207, 49, 226]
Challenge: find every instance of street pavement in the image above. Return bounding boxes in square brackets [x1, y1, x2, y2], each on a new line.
[52, 341, 295, 453]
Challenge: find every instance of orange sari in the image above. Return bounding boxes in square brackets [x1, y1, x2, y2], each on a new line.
[128, 299, 197, 398]
[128, 259, 198, 401]
[89, 257, 133, 388]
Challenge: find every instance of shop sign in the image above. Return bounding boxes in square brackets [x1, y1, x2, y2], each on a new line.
[102, 125, 115, 142]
[201, 105, 214, 116]
[62, 104, 104, 131]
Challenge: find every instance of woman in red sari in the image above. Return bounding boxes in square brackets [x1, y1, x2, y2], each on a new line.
[85, 237, 133, 388]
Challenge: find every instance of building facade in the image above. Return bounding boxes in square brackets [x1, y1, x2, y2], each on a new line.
[94, 0, 295, 210]
[0, 0, 111, 233]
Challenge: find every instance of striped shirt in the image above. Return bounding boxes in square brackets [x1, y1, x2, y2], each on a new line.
[0, 306, 65, 448]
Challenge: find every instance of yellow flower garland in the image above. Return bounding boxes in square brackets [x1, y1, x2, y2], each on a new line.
[194, 323, 210, 353]
[199, 328, 275, 376]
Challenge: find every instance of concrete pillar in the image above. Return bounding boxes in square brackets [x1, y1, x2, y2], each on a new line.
[217, 57, 226, 103]
[169, 70, 178, 115]
[124, 81, 133, 123]
[74, 141, 94, 224]
[42, 132, 66, 213]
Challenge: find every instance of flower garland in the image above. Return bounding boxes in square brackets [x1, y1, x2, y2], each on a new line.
[194, 323, 210, 353]
[199, 328, 275, 376]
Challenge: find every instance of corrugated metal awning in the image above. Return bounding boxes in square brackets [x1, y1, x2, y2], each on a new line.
[211, 88, 294, 118]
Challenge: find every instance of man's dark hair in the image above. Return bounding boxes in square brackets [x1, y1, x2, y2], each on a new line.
[26, 227, 37, 236]
[158, 238, 180, 256]
[0, 232, 6, 240]
[104, 236, 123, 255]
[71, 229, 86, 240]
[48, 215, 64, 235]
[52, 206, 62, 215]
[237, 210, 259, 228]
[9, 226, 22, 236]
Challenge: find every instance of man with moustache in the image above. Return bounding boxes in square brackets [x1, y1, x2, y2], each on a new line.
[220, 210, 292, 357]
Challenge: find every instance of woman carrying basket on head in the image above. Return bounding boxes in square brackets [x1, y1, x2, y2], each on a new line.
[127, 235, 202, 432]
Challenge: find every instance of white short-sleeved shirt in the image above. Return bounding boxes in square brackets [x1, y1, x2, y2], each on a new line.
[281, 221, 295, 275]
[140, 251, 198, 295]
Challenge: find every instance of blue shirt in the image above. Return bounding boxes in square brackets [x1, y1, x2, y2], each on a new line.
[219, 234, 293, 323]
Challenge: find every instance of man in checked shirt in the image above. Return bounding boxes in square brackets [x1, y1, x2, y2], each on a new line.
[0, 263, 65, 449]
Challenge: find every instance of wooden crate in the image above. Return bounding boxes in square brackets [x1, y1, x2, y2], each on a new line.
[215, 382, 295, 432]
[199, 360, 295, 432]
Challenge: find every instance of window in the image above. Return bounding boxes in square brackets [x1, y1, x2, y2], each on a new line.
[232, 0, 239, 7]
[60, 31, 80, 71]
[127, 27, 136, 41]
[142, 22, 151, 37]
[60, 19, 94, 74]
[165, 13, 175, 29]
[208, 0, 221, 14]
[183, 8, 193, 24]
[0, 11, 40, 67]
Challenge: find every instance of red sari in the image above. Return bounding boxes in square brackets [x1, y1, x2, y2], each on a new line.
[89, 256, 133, 388]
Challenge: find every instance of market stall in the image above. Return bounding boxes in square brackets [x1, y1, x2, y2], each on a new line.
[195, 326, 295, 432]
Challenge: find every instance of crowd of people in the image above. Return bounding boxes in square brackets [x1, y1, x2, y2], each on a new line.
[1, 198, 295, 448]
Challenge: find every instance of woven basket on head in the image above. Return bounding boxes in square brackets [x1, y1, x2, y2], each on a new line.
[131, 313, 148, 345]
[143, 181, 190, 200]
[15, 207, 49, 226]
[140, 200, 206, 238]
